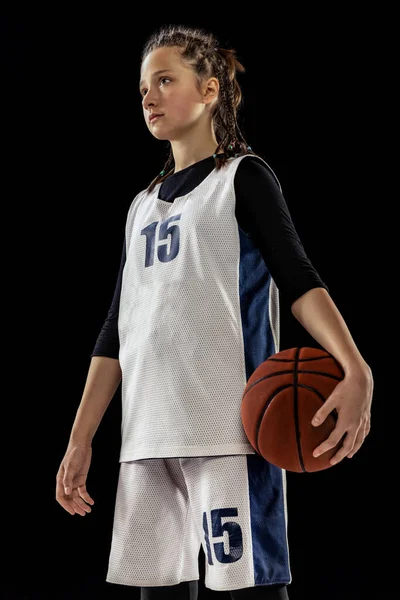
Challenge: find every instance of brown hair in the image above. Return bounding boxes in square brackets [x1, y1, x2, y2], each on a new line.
[141, 24, 258, 193]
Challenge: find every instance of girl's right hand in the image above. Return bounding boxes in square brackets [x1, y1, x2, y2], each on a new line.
[56, 444, 95, 516]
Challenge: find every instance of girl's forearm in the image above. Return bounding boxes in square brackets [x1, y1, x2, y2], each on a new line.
[291, 287, 370, 377]
[69, 356, 122, 446]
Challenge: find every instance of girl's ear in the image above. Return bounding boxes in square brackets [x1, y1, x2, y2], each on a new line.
[203, 77, 219, 105]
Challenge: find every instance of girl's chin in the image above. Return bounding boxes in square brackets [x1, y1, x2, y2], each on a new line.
[151, 132, 171, 141]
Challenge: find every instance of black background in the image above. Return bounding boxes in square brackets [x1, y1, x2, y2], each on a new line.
[3, 11, 384, 600]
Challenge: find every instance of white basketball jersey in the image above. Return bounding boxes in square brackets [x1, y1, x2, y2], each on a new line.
[118, 155, 281, 461]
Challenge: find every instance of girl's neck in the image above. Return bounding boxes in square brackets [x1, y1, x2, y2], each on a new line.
[171, 136, 218, 173]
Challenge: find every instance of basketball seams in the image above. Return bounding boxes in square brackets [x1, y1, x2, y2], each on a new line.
[255, 385, 292, 451]
[293, 349, 305, 471]
[243, 370, 343, 398]
[241, 346, 345, 472]
[269, 356, 329, 362]
[255, 383, 337, 472]
[268, 349, 344, 378]
[257, 384, 293, 412]
[297, 384, 338, 420]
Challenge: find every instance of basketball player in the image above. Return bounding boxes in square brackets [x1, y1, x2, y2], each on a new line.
[56, 25, 374, 600]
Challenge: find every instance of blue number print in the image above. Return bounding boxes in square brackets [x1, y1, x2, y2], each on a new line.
[203, 508, 243, 565]
[141, 214, 182, 267]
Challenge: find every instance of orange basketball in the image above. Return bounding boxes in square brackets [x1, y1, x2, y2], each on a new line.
[241, 347, 345, 472]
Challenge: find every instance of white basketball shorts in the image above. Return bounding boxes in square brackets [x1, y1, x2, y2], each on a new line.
[106, 454, 291, 592]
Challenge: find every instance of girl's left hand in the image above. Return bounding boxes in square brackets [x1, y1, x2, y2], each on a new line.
[311, 365, 374, 465]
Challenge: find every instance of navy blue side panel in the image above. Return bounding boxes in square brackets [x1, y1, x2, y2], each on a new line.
[246, 454, 291, 584]
[238, 228, 276, 382]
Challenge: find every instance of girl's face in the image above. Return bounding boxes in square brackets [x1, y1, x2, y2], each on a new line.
[140, 46, 212, 141]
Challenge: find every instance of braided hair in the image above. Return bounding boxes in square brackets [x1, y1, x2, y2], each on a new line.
[141, 25, 258, 193]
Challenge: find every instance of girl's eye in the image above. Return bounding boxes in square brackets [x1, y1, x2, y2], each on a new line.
[141, 77, 171, 97]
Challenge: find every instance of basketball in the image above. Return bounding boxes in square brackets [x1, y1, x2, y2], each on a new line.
[241, 347, 345, 472]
